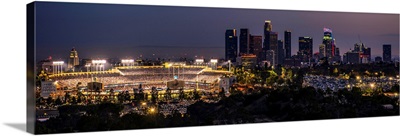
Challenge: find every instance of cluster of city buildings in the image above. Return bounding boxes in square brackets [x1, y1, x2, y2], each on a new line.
[225, 20, 394, 68]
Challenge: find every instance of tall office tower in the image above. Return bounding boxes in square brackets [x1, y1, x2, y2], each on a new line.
[265, 50, 275, 67]
[359, 44, 371, 63]
[250, 35, 263, 56]
[334, 46, 340, 56]
[319, 44, 326, 59]
[354, 43, 365, 52]
[352, 43, 371, 63]
[383, 44, 392, 62]
[334, 46, 341, 62]
[269, 32, 278, 65]
[225, 29, 238, 62]
[284, 30, 291, 58]
[68, 47, 79, 70]
[322, 28, 334, 61]
[363, 47, 371, 62]
[239, 28, 250, 55]
[263, 20, 272, 51]
[298, 37, 313, 62]
[277, 40, 285, 65]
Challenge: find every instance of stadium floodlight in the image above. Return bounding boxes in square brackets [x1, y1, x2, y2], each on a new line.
[52, 61, 64, 65]
[92, 60, 106, 64]
[228, 60, 231, 72]
[92, 60, 106, 72]
[195, 59, 204, 63]
[52, 61, 64, 74]
[85, 64, 91, 72]
[121, 59, 134, 63]
[121, 59, 134, 68]
[210, 59, 218, 63]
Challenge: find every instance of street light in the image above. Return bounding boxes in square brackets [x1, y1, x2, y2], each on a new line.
[370, 83, 375, 88]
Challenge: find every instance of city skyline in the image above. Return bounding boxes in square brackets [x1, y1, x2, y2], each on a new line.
[35, 2, 399, 61]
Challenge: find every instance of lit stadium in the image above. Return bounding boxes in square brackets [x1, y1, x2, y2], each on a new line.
[45, 61, 232, 98]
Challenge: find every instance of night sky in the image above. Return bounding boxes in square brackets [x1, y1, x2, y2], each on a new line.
[35, 2, 399, 61]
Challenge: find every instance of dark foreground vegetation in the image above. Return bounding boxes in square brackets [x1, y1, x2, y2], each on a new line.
[36, 85, 399, 134]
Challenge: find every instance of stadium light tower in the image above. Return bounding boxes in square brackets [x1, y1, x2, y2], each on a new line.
[210, 59, 218, 70]
[52, 61, 64, 74]
[92, 60, 106, 72]
[85, 64, 91, 72]
[228, 60, 231, 72]
[121, 59, 134, 68]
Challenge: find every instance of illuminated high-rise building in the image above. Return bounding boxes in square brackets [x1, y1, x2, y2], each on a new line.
[225, 29, 238, 62]
[239, 28, 250, 55]
[383, 44, 392, 62]
[265, 50, 275, 67]
[269, 32, 278, 65]
[354, 43, 365, 52]
[249, 35, 262, 56]
[334, 46, 341, 62]
[68, 47, 79, 70]
[343, 43, 371, 64]
[277, 40, 285, 65]
[322, 28, 334, 61]
[263, 20, 272, 51]
[361, 47, 371, 63]
[320, 27, 342, 63]
[284, 30, 291, 58]
[319, 44, 326, 59]
[298, 37, 313, 62]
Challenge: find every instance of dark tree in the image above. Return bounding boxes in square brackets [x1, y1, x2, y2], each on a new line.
[46, 96, 53, 105]
[219, 88, 226, 99]
[71, 96, 77, 105]
[193, 89, 200, 100]
[55, 97, 62, 105]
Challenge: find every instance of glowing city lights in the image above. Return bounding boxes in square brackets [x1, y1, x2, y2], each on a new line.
[370, 83, 375, 88]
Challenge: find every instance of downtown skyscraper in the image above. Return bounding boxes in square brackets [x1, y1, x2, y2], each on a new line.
[225, 29, 238, 62]
[262, 20, 282, 66]
[249, 35, 262, 56]
[269, 32, 279, 65]
[298, 37, 313, 62]
[343, 43, 371, 64]
[278, 40, 285, 65]
[383, 44, 392, 62]
[284, 30, 291, 58]
[263, 20, 272, 51]
[322, 28, 334, 59]
[239, 28, 250, 55]
[320, 28, 341, 63]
